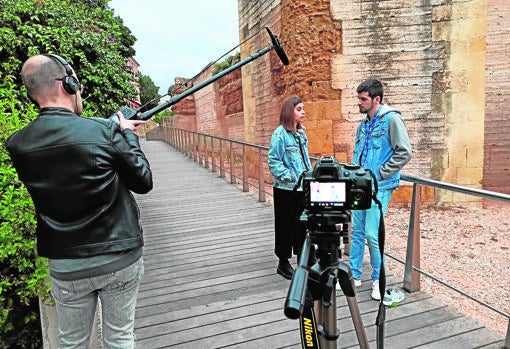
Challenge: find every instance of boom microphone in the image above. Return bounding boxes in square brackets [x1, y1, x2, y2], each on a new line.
[265, 27, 289, 66]
[109, 26, 289, 122]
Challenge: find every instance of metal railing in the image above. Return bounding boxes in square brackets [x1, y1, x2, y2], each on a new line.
[147, 126, 510, 347]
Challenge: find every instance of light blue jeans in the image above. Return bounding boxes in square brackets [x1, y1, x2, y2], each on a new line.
[50, 257, 144, 349]
[349, 189, 393, 281]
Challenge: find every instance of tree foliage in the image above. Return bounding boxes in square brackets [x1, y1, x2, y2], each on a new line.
[213, 51, 241, 75]
[138, 73, 160, 111]
[0, 0, 139, 346]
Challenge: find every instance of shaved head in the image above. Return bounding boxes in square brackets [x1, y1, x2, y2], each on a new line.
[21, 55, 65, 105]
[20, 54, 82, 114]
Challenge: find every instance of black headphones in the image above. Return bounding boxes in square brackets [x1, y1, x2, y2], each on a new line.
[44, 54, 81, 95]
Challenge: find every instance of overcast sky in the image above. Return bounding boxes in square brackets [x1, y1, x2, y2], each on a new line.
[108, 0, 240, 95]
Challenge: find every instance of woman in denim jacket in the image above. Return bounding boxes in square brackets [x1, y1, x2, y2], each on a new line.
[350, 79, 412, 300]
[268, 96, 313, 279]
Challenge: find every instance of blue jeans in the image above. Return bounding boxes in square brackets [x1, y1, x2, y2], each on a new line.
[50, 257, 144, 349]
[349, 189, 392, 281]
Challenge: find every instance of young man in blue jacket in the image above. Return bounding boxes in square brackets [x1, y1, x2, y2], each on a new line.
[350, 78, 412, 300]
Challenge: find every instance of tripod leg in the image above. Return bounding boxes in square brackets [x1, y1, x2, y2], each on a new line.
[345, 295, 370, 349]
[319, 288, 339, 349]
[313, 273, 340, 349]
[336, 265, 370, 349]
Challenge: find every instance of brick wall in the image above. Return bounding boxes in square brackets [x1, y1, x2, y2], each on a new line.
[170, 62, 244, 138]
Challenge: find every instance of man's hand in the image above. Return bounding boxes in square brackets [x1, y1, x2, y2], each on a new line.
[117, 112, 146, 131]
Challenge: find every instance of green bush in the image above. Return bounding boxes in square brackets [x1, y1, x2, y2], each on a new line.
[0, 80, 46, 348]
[0, 0, 140, 346]
[213, 51, 241, 75]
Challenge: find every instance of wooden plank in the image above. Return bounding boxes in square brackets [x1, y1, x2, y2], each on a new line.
[382, 317, 503, 349]
[140, 292, 433, 348]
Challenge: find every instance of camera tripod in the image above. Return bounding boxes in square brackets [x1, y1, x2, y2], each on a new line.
[284, 211, 370, 349]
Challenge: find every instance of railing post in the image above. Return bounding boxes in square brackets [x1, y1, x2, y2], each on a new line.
[198, 135, 203, 166]
[186, 130, 192, 158]
[204, 135, 209, 169]
[182, 130, 186, 156]
[196, 132, 200, 161]
[242, 145, 248, 192]
[193, 132, 199, 162]
[219, 140, 225, 178]
[229, 142, 235, 184]
[258, 148, 265, 202]
[404, 183, 421, 292]
[165, 126, 170, 146]
[211, 138, 216, 174]
[170, 127, 175, 149]
[181, 129, 184, 152]
[504, 319, 509, 349]
[176, 128, 180, 153]
[200, 134, 204, 166]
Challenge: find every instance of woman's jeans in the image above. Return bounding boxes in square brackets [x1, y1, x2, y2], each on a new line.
[349, 189, 393, 281]
[50, 257, 144, 349]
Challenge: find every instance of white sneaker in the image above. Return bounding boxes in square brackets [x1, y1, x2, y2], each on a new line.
[383, 287, 405, 307]
[371, 280, 381, 300]
[353, 278, 362, 287]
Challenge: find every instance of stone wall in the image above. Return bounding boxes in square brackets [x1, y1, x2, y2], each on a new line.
[165, 0, 510, 204]
[238, 0, 282, 147]
[483, 0, 510, 194]
[331, 0, 489, 204]
[169, 77, 197, 131]
[331, 0, 444, 179]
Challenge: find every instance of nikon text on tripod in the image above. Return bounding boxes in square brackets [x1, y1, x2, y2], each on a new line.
[303, 156, 372, 212]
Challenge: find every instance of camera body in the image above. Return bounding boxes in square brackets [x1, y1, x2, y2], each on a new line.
[303, 156, 372, 212]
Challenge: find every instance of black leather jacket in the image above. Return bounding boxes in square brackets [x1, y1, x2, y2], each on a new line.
[6, 107, 153, 258]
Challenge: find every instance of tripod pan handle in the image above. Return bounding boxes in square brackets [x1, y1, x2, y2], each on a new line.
[284, 266, 308, 319]
[284, 233, 312, 319]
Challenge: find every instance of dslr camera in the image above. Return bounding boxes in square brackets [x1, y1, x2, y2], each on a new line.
[303, 156, 372, 212]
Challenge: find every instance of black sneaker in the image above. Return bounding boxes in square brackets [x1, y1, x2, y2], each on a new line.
[277, 260, 294, 280]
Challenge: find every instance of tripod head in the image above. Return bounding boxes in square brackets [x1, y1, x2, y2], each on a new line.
[284, 209, 351, 319]
[306, 211, 350, 266]
[110, 27, 289, 123]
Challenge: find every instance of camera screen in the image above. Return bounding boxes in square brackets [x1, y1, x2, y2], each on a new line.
[309, 181, 346, 206]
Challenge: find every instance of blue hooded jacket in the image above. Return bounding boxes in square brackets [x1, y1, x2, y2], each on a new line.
[353, 104, 412, 190]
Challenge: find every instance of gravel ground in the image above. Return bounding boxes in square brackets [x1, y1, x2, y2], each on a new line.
[383, 202, 509, 337]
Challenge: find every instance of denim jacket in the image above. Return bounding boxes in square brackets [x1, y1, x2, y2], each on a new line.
[268, 125, 312, 191]
[353, 105, 412, 190]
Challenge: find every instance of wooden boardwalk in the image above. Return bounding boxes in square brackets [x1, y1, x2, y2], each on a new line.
[133, 139, 505, 349]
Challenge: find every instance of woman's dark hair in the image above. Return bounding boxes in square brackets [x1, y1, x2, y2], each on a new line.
[279, 96, 303, 131]
[356, 78, 384, 102]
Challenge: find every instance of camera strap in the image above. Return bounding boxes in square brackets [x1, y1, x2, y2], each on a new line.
[293, 171, 308, 191]
[295, 132, 310, 172]
[367, 170, 387, 348]
[299, 302, 321, 349]
[292, 132, 310, 191]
